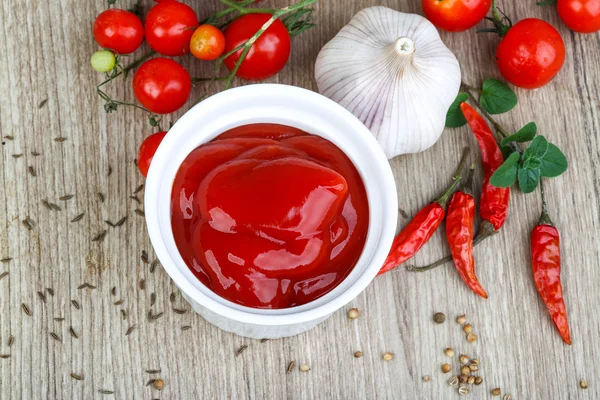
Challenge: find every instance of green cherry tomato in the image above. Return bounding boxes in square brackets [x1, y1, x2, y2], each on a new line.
[91, 50, 117, 73]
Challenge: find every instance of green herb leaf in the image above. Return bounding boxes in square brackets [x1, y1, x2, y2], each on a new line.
[537, 0, 557, 5]
[501, 122, 537, 146]
[490, 152, 520, 188]
[445, 92, 469, 128]
[480, 79, 518, 115]
[523, 135, 549, 160]
[518, 166, 541, 193]
[501, 145, 514, 161]
[539, 143, 568, 178]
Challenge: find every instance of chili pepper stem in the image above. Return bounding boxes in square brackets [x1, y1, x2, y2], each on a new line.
[538, 178, 555, 226]
[435, 147, 470, 208]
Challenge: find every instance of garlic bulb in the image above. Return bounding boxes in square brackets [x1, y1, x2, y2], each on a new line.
[315, 7, 461, 159]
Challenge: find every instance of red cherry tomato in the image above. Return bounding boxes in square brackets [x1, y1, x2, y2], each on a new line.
[138, 131, 167, 177]
[224, 14, 291, 81]
[145, 0, 198, 56]
[422, 0, 492, 32]
[496, 19, 565, 89]
[190, 24, 226, 61]
[133, 58, 192, 114]
[557, 0, 600, 33]
[93, 9, 144, 54]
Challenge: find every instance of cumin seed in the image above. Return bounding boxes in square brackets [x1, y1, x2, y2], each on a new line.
[146, 379, 156, 386]
[1, 257, 12, 263]
[134, 208, 145, 217]
[0, 272, 9, 281]
[107, 165, 112, 176]
[69, 326, 78, 339]
[169, 292, 175, 303]
[4, 135, 14, 140]
[260, 338, 269, 343]
[28, 166, 36, 177]
[8, 336, 14, 347]
[22, 218, 35, 230]
[150, 260, 158, 273]
[139, 279, 146, 290]
[146, 369, 161, 374]
[54, 137, 67, 142]
[130, 195, 140, 204]
[121, 309, 127, 320]
[98, 389, 114, 395]
[398, 208, 409, 219]
[115, 216, 127, 226]
[150, 293, 156, 306]
[181, 326, 191, 331]
[77, 283, 89, 289]
[287, 361, 296, 374]
[12, 154, 23, 158]
[92, 230, 107, 242]
[54, 317, 65, 322]
[50, 203, 61, 211]
[46, 288, 54, 296]
[151, 312, 164, 320]
[38, 99, 48, 108]
[173, 308, 187, 315]
[50, 332, 61, 342]
[31, 151, 40, 156]
[37, 291, 46, 303]
[105, 220, 116, 228]
[70, 372, 83, 381]
[71, 213, 85, 223]
[59, 194, 74, 201]
[141, 250, 149, 264]
[71, 300, 80, 310]
[134, 184, 144, 194]
[0, 354, 10, 359]
[125, 324, 137, 336]
[114, 299, 123, 306]
[236, 345, 248, 357]
[42, 199, 53, 210]
[21, 303, 32, 316]
[97, 192, 105, 202]
[111, 286, 116, 296]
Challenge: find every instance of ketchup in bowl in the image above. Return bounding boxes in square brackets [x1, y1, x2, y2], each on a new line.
[171, 124, 369, 309]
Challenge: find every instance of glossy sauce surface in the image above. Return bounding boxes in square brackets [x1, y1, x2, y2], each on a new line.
[171, 124, 369, 309]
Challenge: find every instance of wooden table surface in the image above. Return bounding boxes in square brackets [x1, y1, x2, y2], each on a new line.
[1, 0, 599, 398]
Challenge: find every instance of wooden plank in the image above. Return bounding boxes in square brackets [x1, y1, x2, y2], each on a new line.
[0, 0, 598, 398]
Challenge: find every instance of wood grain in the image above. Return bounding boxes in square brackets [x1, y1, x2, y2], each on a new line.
[1, 0, 599, 398]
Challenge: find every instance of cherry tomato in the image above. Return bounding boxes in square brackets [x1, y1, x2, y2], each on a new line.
[496, 19, 565, 89]
[145, 0, 198, 56]
[557, 0, 600, 33]
[133, 58, 192, 114]
[422, 0, 492, 32]
[190, 25, 226, 61]
[224, 14, 291, 81]
[93, 9, 144, 54]
[138, 131, 167, 177]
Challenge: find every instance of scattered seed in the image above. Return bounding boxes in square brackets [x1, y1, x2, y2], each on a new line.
[467, 376, 475, 384]
[71, 300, 80, 310]
[50, 332, 61, 342]
[54, 317, 65, 322]
[31, 151, 40, 156]
[134, 184, 144, 194]
[580, 379, 588, 389]
[92, 230, 107, 242]
[147, 310, 153, 320]
[125, 324, 137, 336]
[491, 388, 501, 396]
[115, 216, 127, 227]
[448, 376, 459, 387]
[445, 348, 455, 357]
[21, 303, 32, 316]
[4, 135, 14, 140]
[286, 361, 296, 374]
[348, 308, 359, 320]
[37, 291, 46, 303]
[459, 374, 468, 384]
[139, 279, 146, 290]
[300, 364, 311, 372]
[146, 369, 161, 374]
[153, 379, 164, 390]
[469, 364, 479, 372]
[54, 137, 67, 142]
[0, 354, 11, 359]
[463, 324, 473, 333]
[503, 395, 512, 400]
[1, 257, 12, 263]
[130, 195, 141, 204]
[471, 358, 479, 365]
[39, 99, 48, 108]
[121, 309, 127, 320]
[151, 312, 164, 320]
[42, 199, 53, 210]
[150, 293, 156, 306]
[70, 373, 83, 381]
[22, 218, 35, 230]
[170, 292, 175, 303]
[141, 250, 149, 264]
[459, 354, 469, 364]
[442, 364, 452, 373]
[181, 325, 191, 331]
[105, 220, 116, 228]
[150, 260, 159, 273]
[173, 308, 187, 315]
[97, 192, 105, 202]
[422, 375, 431, 383]
[134, 158, 138, 166]
[398, 208, 409, 219]
[456, 314, 467, 324]
[354, 351, 363, 358]
[113, 299, 123, 306]
[382, 352, 394, 361]
[12, 154, 22, 158]
[107, 165, 112, 176]
[458, 385, 470, 396]
[146, 379, 156, 386]
[69, 326, 78, 339]
[466, 333, 477, 343]
[77, 283, 89, 289]
[474, 377, 483, 385]
[59, 194, 74, 201]
[8, 336, 14, 347]
[460, 366, 470, 375]
[111, 286, 116, 296]
[46, 288, 54, 296]
[433, 312, 446, 324]
[236, 345, 248, 357]
[28, 166, 36, 177]
[50, 202, 61, 211]
[71, 213, 85, 223]
[134, 208, 145, 217]
[260, 338, 269, 343]
[98, 389, 114, 395]
[0, 272, 9, 281]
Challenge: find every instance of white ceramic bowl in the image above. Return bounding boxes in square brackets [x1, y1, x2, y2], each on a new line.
[145, 84, 398, 339]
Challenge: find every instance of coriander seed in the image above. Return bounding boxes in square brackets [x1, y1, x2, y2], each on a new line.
[459, 354, 469, 364]
[383, 352, 394, 361]
[456, 314, 467, 324]
[445, 348, 455, 357]
[466, 333, 477, 343]
[153, 379, 164, 390]
[348, 308, 359, 320]
[460, 366, 470, 376]
[467, 376, 475, 384]
[491, 388, 501, 396]
[580, 378, 588, 389]
[469, 364, 479, 372]
[441, 363, 452, 373]
[503, 395, 512, 400]
[471, 358, 479, 365]
[433, 312, 446, 324]
[448, 376, 459, 387]
[300, 364, 311, 372]
[458, 385, 470, 396]
[474, 377, 483, 385]
[354, 351, 363, 358]
[422, 375, 431, 383]
[463, 324, 473, 333]
[459, 374, 468, 384]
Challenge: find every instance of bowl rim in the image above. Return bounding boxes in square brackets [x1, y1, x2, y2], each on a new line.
[144, 84, 397, 326]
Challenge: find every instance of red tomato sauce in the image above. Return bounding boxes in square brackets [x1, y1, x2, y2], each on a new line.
[171, 124, 369, 309]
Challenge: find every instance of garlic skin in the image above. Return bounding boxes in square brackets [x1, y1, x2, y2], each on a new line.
[315, 7, 461, 159]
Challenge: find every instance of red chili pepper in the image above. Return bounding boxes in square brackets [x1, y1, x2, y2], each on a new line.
[446, 167, 488, 299]
[531, 184, 571, 345]
[378, 149, 469, 275]
[460, 102, 510, 233]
